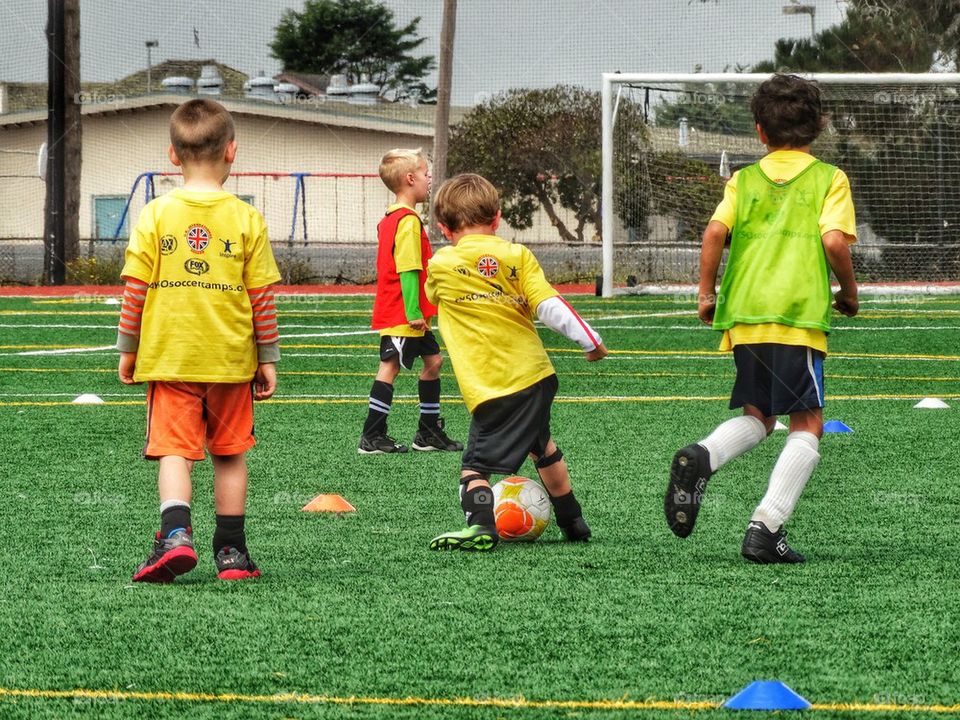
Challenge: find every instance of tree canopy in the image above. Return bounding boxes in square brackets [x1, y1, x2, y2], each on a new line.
[270, 0, 435, 101]
[448, 86, 650, 243]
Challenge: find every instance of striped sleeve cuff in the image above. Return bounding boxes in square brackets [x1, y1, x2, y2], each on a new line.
[116, 278, 147, 351]
[248, 286, 280, 350]
[257, 342, 280, 364]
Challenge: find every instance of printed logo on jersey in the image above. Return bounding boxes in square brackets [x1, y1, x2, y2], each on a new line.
[184, 258, 210, 276]
[159, 234, 177, 255]
[219, 238, 238, 259]
[476, 255, 499, 278]
[454, 265, 470, 276]
[185, 224, 211, 253]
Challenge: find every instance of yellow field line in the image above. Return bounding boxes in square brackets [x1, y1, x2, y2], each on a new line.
[7, 367, 960, 383]
[4, 393, 960, 408]
[0, 687, 957, 714]
[0, 310, 118, 316]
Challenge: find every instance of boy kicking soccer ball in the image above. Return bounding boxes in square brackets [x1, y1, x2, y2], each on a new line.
[426, 173, 607, 551]
[664, 73, 858, 563]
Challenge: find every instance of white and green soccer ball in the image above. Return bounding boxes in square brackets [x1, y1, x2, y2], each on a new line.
[492, 476, 552, 541]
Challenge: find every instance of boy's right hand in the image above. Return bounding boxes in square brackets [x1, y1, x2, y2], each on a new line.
[254, 363, 277, 400]
[833, 289, 859, 317]
[698, 294, 717, 325]
[118, 352, 138, 384]
[586, 343, 608, 362]
[408, 318, 428, 332]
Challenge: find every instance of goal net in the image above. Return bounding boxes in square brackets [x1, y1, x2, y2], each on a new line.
[600, 72, 960, 296]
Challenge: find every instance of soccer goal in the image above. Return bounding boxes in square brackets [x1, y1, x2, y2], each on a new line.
[600, 72, 960, 297]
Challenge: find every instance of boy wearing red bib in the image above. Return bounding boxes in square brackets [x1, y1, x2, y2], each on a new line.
[664, 74, 859, 563]
[359, 149, 462, 455]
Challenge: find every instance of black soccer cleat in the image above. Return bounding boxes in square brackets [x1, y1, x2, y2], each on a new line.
[559, 516, 592, 542]
[741, 522, 806, 564]
[412, 417, 464, 452]
[215, 546, 262, 580]
[132, 528, 198, 583]
[358, 432, 409, 454]
[664, 443, 712, 538]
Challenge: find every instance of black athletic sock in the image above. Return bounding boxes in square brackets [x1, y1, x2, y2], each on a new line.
[418, 378, 441, 429]
[160, 505, 191, 538]
[460, 485, 495, 528]
[549, 491, 583, 528]
[213, 514, 247, 554]
[363, 380, 394, 436]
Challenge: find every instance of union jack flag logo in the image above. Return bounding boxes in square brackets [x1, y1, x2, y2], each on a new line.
[185, 224, 210, 253]
[476, 255, 499, 278]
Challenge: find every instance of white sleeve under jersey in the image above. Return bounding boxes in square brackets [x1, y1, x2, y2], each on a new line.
[535, 296, 602, 351]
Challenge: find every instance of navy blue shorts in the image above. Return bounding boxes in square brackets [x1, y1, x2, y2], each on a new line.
[379, 331, 440, 370]
[730, 344, 825, 417]
[460, 375, 558, 476]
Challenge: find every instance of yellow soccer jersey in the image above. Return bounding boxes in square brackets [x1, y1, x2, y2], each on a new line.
[121, 189, 281, 383]
[425, 234, 558, 412]
[380, 203, 426, 338]
[710, 150, 857, 353]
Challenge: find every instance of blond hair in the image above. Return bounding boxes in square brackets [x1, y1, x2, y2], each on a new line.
[169, 99, 235, 163]
[434, 173, 500, 232]
[379, 148, 426, 192]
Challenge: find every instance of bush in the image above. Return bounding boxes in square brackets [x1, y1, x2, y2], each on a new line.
[66, 251, 124, 285]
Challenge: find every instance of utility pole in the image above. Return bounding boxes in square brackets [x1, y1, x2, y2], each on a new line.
[431, 0, 457, 239]
[43, 0, 81, 285]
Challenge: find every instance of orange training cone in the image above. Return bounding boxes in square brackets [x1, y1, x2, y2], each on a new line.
[301, 494, 356, 513]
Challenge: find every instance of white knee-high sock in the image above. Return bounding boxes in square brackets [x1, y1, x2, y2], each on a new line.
[699, 415, 767, 472]
[752, 431, 820, 532]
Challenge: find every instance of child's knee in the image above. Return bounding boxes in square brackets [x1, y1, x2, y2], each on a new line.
[422, 353, 442, 377]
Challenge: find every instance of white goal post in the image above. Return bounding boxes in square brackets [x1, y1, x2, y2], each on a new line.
[600, 72, 960, 297]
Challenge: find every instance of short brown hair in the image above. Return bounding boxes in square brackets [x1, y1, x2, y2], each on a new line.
[379, 148, 426, 192]
[750, 73, 827, 148]
[169, 99, 235, 162]
[434, 174, 500, 232]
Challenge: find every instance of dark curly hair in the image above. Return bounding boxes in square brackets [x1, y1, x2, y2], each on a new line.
[750, 73, 828, 148]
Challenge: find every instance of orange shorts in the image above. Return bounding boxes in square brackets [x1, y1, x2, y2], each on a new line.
[144, 381, 256, 461]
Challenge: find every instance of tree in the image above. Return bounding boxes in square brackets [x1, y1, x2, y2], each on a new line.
[653, 67, 755, 137]
[751, 0, 960, 278]
[270, 0, 435, 101]
[755, 0, 960, 73]
[448, 86, 649, 243]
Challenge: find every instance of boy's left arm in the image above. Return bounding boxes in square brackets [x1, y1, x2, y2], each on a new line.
[822, 230, 858, 317]
[248, 285, 279, 399]
[395, 215, 427, 330]
[536, 296, 607, 361]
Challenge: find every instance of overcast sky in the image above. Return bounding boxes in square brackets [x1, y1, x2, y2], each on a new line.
[0, 0, 847, 105]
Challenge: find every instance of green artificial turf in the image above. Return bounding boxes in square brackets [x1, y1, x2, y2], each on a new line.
[0, 292, 958, 719]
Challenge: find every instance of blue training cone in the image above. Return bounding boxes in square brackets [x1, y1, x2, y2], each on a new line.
[724, 680, 811, 710]
[823, 420, 853, 433]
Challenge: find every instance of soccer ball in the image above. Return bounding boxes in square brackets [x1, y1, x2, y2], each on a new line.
[492, 476, 552, 541]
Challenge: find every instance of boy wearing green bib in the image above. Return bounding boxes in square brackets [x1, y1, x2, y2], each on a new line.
[664, 74, 859, 563]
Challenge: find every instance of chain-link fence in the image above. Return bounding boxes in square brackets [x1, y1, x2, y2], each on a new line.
[3, 1, 956, 284]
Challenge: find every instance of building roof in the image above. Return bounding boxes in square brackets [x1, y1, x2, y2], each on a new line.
[273, 71, 331, 96]
[0, 94, 439, 137]
[1, 60, 250, 114]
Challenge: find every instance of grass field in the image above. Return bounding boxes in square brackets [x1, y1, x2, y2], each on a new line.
[1, 290, 959, 719]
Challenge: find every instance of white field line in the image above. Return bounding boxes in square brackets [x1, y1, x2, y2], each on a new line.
[15, 345, 116, 356]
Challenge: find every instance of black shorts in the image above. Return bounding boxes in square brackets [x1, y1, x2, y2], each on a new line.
[461, 374, 559, 476]
[730, 343, 825, 417]
[379, 331, 441, 370]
